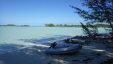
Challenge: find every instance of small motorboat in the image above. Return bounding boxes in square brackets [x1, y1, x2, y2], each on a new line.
[45, 44, 82, 55]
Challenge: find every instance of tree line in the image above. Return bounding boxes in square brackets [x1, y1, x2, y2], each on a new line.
[0, 24, 30, 27]
[45, 23, 112, 27]
[45, 24, 81, 27]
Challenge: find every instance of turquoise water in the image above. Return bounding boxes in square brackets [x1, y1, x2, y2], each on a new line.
[0, 27, 106, 54]
[0, 27, 83, 44]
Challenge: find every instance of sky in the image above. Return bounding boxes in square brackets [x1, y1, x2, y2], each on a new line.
[0, 0, 86, 26]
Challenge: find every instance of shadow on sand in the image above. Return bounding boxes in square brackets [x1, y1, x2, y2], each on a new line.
[0, 35, 113, 64]
[0, 44, 25, 55]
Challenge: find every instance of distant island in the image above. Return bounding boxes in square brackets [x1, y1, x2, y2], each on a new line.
[45, 24, 81, 27]
[45, 23, 112, 28]
[0, 24, 112, 28]
[0, 24, 30, 27]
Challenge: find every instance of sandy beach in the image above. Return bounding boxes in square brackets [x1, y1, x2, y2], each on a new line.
[0, 40, 113, 64]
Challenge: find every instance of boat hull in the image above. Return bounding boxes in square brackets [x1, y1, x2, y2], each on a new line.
[45, 44, 82, 55]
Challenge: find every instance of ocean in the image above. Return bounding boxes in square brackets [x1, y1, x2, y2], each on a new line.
[0, 27, 106, 54]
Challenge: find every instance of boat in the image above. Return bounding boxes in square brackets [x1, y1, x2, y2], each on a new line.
[45, 44, 82, 55]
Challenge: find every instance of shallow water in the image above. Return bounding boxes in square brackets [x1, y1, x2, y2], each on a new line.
[0, 27, 83, 44]
[0, 27, 106, 54]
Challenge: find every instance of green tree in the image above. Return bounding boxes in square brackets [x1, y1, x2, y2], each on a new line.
[81, 22, 98, 37]
[81, 22, 92, 37]
[45, 24, 55, 27]
[71, 0, 113, 34]
[6, 24, 16, 26]
[64, 24, 68, 27]
[59, 24, 63, 27]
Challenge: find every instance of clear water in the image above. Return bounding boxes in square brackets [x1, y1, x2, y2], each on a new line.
[0, 27, 83, 44]
[0, 27, 106, 54]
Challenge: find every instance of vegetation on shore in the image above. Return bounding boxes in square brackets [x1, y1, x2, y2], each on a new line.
[45, 24, 80, 27]
[45, 23, 112, 28]
[71, 0, 113, 34]
[0, 24, 30, 27]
